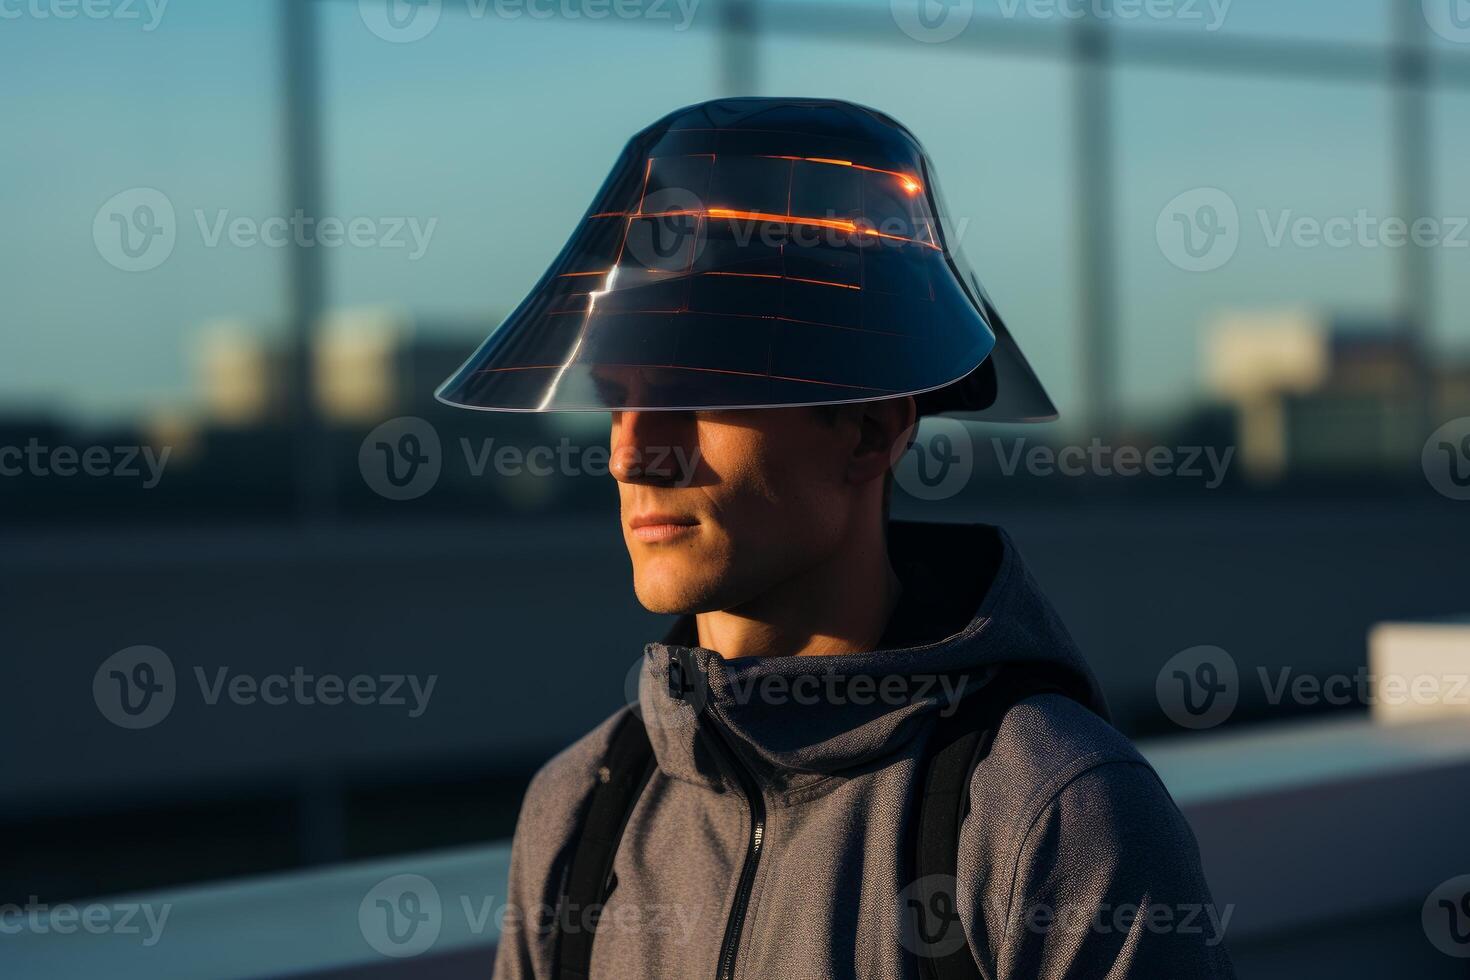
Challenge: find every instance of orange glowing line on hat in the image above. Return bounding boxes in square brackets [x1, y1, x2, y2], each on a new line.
[759, 155, 924, 195]
[630, 207, 938, 249]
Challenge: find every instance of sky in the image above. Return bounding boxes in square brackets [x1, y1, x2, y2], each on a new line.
[1, 0, 1466, 425]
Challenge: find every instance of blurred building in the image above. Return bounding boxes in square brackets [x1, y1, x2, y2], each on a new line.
[1205, 310, 1467, 481]
[196, 319, 289, 428]
[193, 310, 479, 427]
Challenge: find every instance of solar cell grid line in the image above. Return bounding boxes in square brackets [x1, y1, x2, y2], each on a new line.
[591, 150, 942, 363]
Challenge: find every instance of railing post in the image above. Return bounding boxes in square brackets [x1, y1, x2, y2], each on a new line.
[1072, 1, 1118, 436]
[280, 0, 335, 522]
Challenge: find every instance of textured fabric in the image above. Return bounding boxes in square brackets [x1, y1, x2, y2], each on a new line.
[493, 524, 1236, 980]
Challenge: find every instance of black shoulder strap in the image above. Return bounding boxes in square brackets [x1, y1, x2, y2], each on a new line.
[552, 711, 655, 980]
[910, 668, 1086, 980]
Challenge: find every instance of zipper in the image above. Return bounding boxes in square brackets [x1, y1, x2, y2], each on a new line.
[707, 716, 765, 980]
[671, 648, 765, 980]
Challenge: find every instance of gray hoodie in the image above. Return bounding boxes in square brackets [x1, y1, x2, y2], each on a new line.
[493, 524, 1236, 979]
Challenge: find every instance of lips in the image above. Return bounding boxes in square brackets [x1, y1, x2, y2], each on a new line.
[628, 512, 700, 544]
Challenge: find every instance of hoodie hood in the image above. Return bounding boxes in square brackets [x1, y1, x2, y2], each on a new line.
[635, 523, 1108, 796]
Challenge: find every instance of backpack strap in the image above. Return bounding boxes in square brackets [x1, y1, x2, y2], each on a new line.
[910, 668, 1086, 980]
[552, 710, 656, 980]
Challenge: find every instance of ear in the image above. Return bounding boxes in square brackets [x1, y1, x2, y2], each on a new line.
[844, 396, 917, 488]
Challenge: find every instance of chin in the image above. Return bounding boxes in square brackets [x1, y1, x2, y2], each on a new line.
[632, 576, 716, 616]
[631, 559, 730, 617]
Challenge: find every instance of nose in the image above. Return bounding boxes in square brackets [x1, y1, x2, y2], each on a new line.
[610, 410, 693, 486]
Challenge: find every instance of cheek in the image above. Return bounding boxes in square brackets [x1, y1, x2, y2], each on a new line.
[701, 430, 846, 543]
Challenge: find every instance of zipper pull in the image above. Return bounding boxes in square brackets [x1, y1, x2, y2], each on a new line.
[668, 648, 694, 702]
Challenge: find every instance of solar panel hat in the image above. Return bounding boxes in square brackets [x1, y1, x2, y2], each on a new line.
[436, 97, 1057, 421]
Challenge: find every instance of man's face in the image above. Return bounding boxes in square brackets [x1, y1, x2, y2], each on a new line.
[610, 408, 859, 615]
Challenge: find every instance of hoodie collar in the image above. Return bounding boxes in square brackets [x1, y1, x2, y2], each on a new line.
[635, 523, 1107, 797]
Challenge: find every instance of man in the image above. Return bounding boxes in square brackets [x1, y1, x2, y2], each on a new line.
[440, 98, 1233, 979]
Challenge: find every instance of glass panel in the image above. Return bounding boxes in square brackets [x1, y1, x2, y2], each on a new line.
[1116, 69, 1397, 420]
[760, 38, 1082, 419]
[0, 5, 284, 422]
[318, 12, 721, 329]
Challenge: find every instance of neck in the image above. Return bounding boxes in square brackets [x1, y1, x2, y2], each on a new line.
[695, 519, 902, 660]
